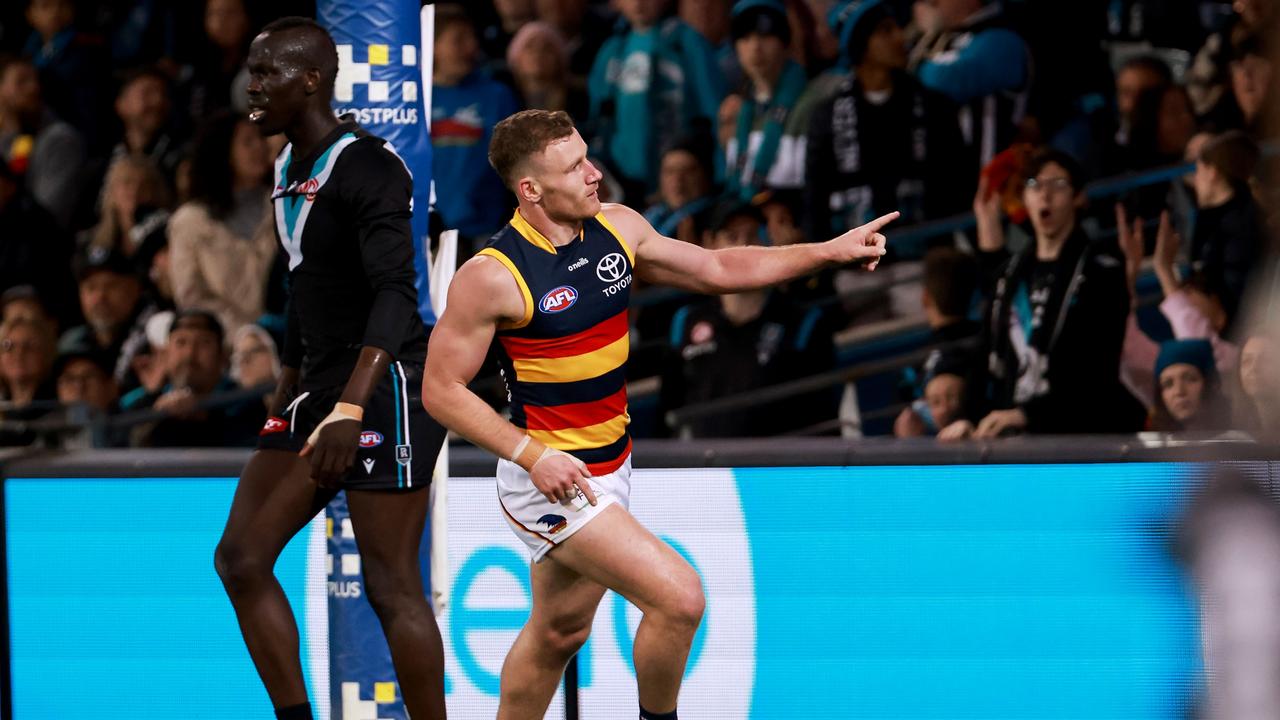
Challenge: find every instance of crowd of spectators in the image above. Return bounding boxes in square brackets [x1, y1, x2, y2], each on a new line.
[0, 0, 1276, 448]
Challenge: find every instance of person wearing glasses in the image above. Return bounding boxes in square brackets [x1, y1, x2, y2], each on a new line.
[944, 149, 1144, 440]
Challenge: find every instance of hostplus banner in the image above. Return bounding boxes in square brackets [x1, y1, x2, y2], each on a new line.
[318, 0, 435, 326]
[317, 2, 435, 718]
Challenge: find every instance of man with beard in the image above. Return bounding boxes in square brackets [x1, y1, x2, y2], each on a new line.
[119, 309, 263, 447]
[60, 247, 157, 394]
[212, 18, 447, 720]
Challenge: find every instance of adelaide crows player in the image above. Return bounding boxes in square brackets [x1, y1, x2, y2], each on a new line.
[422, 109, 896, 719]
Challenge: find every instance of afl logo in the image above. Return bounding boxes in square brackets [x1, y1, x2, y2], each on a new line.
[540, 285, 578, 313]
[359, 431, 383, 448]
[596, 253, 628, 282]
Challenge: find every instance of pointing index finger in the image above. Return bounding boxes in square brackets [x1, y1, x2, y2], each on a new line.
[863, 211, 900, 235]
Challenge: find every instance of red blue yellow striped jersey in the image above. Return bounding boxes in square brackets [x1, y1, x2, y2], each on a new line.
[481, 210, 635, 474]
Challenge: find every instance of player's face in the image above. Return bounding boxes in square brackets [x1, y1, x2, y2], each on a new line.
[246, 32, 312, 136]
[532, 130, 602, 220]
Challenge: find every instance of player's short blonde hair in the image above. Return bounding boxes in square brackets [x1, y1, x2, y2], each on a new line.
[488, 109, 576, 190]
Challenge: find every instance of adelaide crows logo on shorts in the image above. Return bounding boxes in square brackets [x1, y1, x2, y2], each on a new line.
[536, 514, 568, 534]
[539, 285, 578, 313]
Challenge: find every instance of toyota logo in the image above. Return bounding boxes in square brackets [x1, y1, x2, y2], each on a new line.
[596, 253, 628, 282]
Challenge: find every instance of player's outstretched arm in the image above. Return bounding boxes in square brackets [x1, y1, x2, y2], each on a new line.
[422, 257, 597, 506]
[603, 203, 897, 294]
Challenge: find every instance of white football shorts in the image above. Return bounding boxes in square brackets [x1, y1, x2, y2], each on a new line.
[496, 454, 632, 563]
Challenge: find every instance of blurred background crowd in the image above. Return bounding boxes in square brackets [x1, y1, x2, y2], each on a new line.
[0, 0, 1276, 448]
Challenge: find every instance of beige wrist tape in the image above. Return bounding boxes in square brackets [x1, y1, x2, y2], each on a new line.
[513, 436, 548, 472]
[305, 402, 364, 446]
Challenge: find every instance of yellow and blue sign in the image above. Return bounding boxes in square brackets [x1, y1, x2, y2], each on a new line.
[319, 0, 435, 325]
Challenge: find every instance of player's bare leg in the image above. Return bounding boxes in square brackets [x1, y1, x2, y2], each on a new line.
[215, 449, 339, 708]
[497, 556, 607, 719]
[534, 504, 705, 715]
[347, 487, 446, 720]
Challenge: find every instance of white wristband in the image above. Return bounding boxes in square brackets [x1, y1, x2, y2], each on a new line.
[510, 435, 531, 464]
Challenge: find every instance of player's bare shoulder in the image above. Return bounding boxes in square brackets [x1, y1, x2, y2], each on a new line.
[600, 202, 644, 229]
[599, 202, 653, 254]
[450, 253, 527, 325]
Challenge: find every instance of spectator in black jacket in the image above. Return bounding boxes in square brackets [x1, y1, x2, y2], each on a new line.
[807, 0, 965, 238]
[961, 149, 1143, 438]
[1190, 130, 1264, 335]
[661, 199, 836, 437]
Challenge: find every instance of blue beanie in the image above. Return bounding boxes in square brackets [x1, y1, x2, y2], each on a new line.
[1155, 339, 1217, 382]
[731, 0, 791, 45]
[827, 0, 889, 66]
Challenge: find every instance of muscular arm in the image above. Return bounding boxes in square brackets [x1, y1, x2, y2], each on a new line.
[422, 257, 595, 504]
[421, 257, 527, 461]
[602, 204, 896, 294]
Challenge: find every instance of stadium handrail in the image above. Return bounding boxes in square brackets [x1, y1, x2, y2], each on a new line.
[661, 280, 1170, 435]
[0, 381, 274, 446]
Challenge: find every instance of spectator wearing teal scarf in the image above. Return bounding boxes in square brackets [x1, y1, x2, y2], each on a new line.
[587, 1, 724, 201]
[723, 0, 814, 202]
